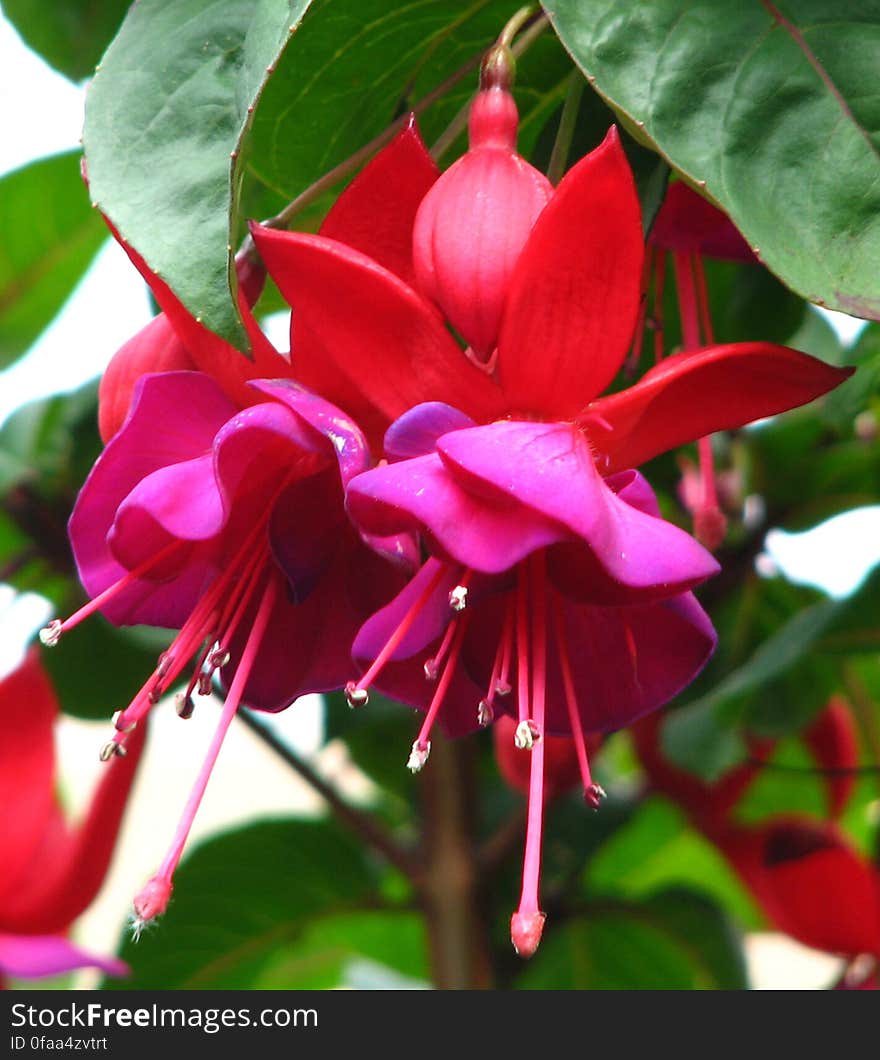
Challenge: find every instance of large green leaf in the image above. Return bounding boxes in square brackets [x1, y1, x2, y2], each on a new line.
[248, 1, 572, 203]
[0, 152, 106, 367]
[83, 0, 314, 349]
[544, 0, 880, 318]
[107, 818, 383, 989]
[517, 887, 748, 989]
[2, 1, 131, 82]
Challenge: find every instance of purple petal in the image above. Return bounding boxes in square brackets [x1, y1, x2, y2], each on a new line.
[384, 402, 475, 461]
[70, 372, 237, 606]
[0, 933, 127, 980]
[346, 453, 569, 573]
[252, 379, 371, 483]
[438, 420, 719, 596]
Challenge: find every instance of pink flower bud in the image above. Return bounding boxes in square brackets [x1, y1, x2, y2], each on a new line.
[412, 87, 552, 359]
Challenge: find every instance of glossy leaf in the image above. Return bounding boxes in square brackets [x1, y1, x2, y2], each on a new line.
[83, 0, 314, 349]
[107, 818, 380, 989]
[0, 152, 105, 367]
[545, 0, 880, 318]
[517, 887, 748, 990]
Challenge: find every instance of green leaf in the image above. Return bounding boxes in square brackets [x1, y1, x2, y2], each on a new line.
[107, 818, 382, 989]
[42, 618, 167, 722]
[0, 152, 106, 367]
[545, 1, 880, 318]
[83, 0, 314, 349]
[252, 910, 429, 988]
[586, 797, 761, 929]
[517, 887, 748, 989]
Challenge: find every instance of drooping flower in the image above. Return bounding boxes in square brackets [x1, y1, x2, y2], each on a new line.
[44, 371, 413, 928]
[643, 182, 763, 549]
[0, 651, 143, 985]
[251, 66, 850, 954]
[633, 704, 880, 970]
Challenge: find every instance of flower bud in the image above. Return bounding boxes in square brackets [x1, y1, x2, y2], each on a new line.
[412, 83, 552, 360]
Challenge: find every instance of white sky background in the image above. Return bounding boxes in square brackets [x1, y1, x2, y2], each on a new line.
[0, 11, 877, 988]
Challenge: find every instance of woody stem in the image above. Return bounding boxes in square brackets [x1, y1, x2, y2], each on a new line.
[237, 708, 420, 880]
[418, 734, 494, 989]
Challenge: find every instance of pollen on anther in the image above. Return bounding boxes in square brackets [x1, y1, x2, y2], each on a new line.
[514, 719, 539, 750]
[585, 783, 607, 810]
[99, 740, 120, 762]
[477, 699, 494, 728]
[39, 619, 62, 647]
[448, 585, 468, 612]
[423, 657, 439, 681]
[345, 681, 369, 708]
[175, 692, 195, 719]
[407, 740, 431, 773]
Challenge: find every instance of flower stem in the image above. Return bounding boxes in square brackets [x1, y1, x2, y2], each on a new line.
[237, 707, 421, 880]
[431, 11, 550, 160]
[418, 734, 494, 988]
[546, 71, 585, 185]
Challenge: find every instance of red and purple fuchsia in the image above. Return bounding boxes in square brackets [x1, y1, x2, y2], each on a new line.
[44, 42, 850, 955]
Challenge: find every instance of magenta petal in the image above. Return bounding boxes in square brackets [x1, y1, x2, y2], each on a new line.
[438, 421, 719, 595]
[346, 453, 568, 573]
[538, 591, 717, 734]
[70, 372, 236, 603]
[0, 933, 127, 980]
[251, 379, 370, 483]
[384, 402, 475, 461]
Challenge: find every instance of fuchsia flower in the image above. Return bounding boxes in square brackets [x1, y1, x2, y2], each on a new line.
[0, 651, 142, 985]
[252, 67, 850, 954]
[634, 705, 880, 976]
[44, 371, 413, 928]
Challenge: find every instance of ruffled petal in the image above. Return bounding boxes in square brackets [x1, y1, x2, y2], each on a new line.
[541, 591, 717, 734]
[497, 127, 644, 416]
[70, 372, 237, 606]
[0, 653, 59, 908]
[0, 933, 127, 980]
[251, 225, 506, 423]
[346, 452, 568, 573]
[438, 420, 718, 597]
[590, 343, 854, 474]
[384, 402, 475, 461]
[98, 313, 197, 442]
[320, 115, 438, 286]
[251, 379, 370, 484]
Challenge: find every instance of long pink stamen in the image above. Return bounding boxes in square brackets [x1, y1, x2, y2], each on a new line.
[511, 552, 547, 958]
[515, 564, 530, 726]
[673, 250, 701, 351]
[409, 613, 470, 771]
[625, 245, 654, 375]
[132, 574, 279, 928]
[552, 597, 605, 807]
[351, 562, 447, 699]
[41, 538, 184, 646]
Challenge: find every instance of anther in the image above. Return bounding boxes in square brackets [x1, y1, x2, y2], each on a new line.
[39, 620, 62, 647]
[99, 740, 122, 762]
[406, 740, 431, 773]
[197, 672, 213, 696]
[448, 585, 468, 612]
[148, 689, 161, 705]
[111, 711, 137, 734]
[423, 657, 439, 681]
[208, 648, 230, 669]
[585, 783, 607, 810]
[477, 699, 494, 728]
[156, 651, 172, 678]
[514, 719, 539, 750]
[175, 693, 195, 719]
[494, 680, 512, 697]
[345, 681, 369, 708]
